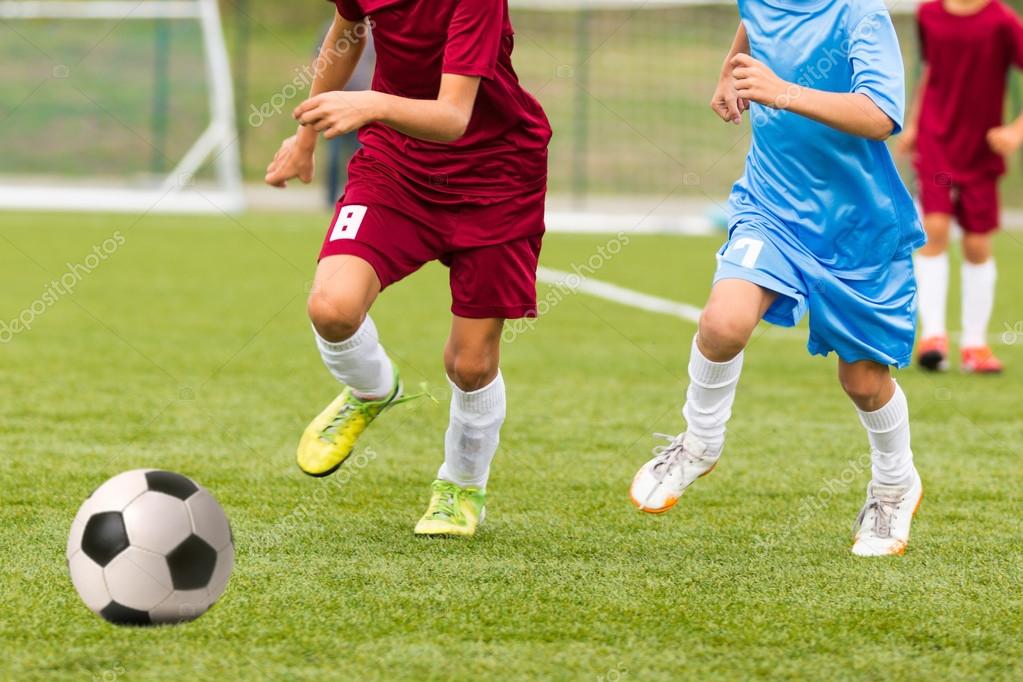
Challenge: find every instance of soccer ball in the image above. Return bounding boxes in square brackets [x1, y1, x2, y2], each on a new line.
[66, 469, 234, 626]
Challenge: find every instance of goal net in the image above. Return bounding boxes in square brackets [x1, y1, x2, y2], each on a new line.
[0, 0, 243, 214]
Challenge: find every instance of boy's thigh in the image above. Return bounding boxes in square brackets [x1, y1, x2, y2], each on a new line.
[444, 235, 543, 321]
[955, 179, 999, 234]
[319, 188, 444, 291]
[806, 255, 917, 369]
[919, 174, 955, 217]
[714, 222, 808, 328]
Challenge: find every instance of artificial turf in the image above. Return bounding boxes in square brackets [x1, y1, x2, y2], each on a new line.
[2, 211, 1022, 680]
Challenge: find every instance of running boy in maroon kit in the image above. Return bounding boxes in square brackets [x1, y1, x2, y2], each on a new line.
[901, 0, 1023, 373]
[265, 0, 551, 536]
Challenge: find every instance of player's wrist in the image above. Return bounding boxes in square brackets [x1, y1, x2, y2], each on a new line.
[364, 91, 389, 126]
[295, 126, 318, 152]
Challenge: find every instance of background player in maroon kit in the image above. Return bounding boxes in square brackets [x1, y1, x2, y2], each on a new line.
[901, 0, 1023, 373]
[264, 0, 551, 536]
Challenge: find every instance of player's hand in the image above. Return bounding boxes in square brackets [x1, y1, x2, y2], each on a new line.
[987, 124, 1023, 157]
[710, 74, 748, 125]
[730, 54, 793, 109]
[264, 134, 315, 188]
[294, 91, 381, 139]
[896, 125, 917, 157]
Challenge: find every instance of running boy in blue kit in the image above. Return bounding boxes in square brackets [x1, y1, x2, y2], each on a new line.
[630, 0, 927, 556]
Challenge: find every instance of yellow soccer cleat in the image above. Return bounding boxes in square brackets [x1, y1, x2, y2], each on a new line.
[414, 480, 486, 537]
[296, 369, 403, 477]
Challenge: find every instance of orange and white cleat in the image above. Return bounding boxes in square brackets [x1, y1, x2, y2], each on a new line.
[852, 470, 923, 557]
[630, 433, 718, 514]
[916, 335, 949, 372]
[961, 346, 1004, 374]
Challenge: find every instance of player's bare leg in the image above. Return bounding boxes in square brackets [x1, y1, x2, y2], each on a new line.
[914, 213, 952, 372]
[841, 360, 922, 556]
[416, 317, 505, 537]
[297, 255, 406, 477]
[631, 279, 776, 513]
[960, 232, 1002, 373]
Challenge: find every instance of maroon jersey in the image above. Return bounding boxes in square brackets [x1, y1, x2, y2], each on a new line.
[915, 0, 1023, 181]
[330, 0, 551, 198]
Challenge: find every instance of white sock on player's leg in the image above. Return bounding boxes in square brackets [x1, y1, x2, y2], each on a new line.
[914, 252, 949, 339]
[313, 316, 395, 400]
[682, 335, 744, 456]
[856, 382, 915, 488]
[438, 371, 506, 490]
[961, 258, 997, 348]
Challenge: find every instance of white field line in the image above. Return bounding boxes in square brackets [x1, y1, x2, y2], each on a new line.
[537, 266, 702, 323]
[536, 267, 1017, 346]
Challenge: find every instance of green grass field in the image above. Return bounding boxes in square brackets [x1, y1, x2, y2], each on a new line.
[3, 211, 1023, 680]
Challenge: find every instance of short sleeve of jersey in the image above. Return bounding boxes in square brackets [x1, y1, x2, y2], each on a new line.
[330, 0, 364, 21]
[848, 11, 906, 134]
[443, 0, 503, 79]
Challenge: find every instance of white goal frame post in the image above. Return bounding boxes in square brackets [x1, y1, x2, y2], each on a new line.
[0, 0, 244, 214]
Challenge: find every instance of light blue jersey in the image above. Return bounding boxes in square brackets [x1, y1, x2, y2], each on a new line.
[715, 0, 926, 367]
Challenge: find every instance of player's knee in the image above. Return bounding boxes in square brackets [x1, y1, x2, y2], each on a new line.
[839, 369, 887, 406]
[307, 291, 365, 342]
[698, 306, 751, 360]
[961, 235, 992, 264]
[444, 346, 498, 392]
[920, 233, 949, 255]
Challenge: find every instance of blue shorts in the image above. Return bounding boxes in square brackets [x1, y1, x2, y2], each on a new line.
[713, 221, 918, 368]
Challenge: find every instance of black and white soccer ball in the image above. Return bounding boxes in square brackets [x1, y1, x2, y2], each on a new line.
[66, 469, 233, 626]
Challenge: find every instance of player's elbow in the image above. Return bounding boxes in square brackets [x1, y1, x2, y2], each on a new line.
[437, 115, 471, 143]
[431, 102, 473, 143]
[866, 116, 895, 142]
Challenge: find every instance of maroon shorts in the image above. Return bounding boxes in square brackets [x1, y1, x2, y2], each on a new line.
[918, 174, 999, 234]
[319, 158, 546, 320]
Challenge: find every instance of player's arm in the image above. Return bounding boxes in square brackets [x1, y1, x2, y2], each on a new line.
[294, 74, 480, 144]
[710, 22, 751, 124]
[987, 111, 1023, 156]
[730, 54, 895, 140]
[265, 11, 368, 188]
[987, 11, 1023, 156]
[898, 65, 928, 156]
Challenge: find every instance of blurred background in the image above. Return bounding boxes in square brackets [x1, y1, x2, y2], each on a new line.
[1, 0, 1021, 219]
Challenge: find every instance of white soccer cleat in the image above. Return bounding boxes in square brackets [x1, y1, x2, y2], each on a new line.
[630, 433, 719, 514]
[852, 470, 923, 557]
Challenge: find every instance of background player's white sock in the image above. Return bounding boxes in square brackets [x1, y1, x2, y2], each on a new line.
[313, 316, 395, 400]
[438, 372, 506, 490]
[682, 335, 744, 457]
[961, 259, 997, 348]
[914, 252, 949, 339]
[857, 382, 915, 488]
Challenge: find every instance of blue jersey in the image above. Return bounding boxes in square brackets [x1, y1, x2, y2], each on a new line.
[728, 0, 925, 280]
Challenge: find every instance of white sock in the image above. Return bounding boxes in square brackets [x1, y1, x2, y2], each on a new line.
[438, 372, 506, 490]
[914, 252, 949, 339]
[313, 316, 394, 400]
[961, 259, 996, 348]
[857, 382, 915, 488]
[682, 335, 744, 457]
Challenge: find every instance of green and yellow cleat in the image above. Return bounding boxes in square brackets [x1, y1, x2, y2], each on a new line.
[296, 368, 403, 477]
[414, 480, 486, 537]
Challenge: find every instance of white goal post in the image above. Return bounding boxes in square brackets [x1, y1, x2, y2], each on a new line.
[0, 0, 244, 214]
